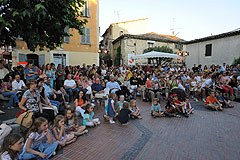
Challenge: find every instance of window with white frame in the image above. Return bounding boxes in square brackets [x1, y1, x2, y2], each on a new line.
[148, 42, 154, 48]
[81, 27, 91, 45]
[64, 26, 70, 43]
[82, 0, 90, 17]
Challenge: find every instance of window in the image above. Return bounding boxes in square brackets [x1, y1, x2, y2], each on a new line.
[82, 0, 90, 17]
[81, 27, 90, 45]
[64, 26, 70, 43]
[175, 43, 183, 50]
[148, 42, 154, 48]
[205, 44, 212, 56]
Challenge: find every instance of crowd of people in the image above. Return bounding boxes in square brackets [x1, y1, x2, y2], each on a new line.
[0, 59, 240, 159]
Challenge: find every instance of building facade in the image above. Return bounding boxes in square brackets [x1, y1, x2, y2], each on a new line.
[12, 0, 99, 67]
[185, 30, 240, 68]
[112, 32, 185, 65]
[101, 18, 148, 57]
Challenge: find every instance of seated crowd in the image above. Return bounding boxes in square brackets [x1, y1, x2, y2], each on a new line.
[0, 59, 240, 159]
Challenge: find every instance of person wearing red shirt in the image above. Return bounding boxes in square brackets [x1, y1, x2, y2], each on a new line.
[172, 94, 189, 118]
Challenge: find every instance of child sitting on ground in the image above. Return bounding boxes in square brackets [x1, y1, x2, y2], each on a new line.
[172, 94, 189, 118]
[205, 90, 223, 111]
[216, 91, 234, 108]
[0, 134, 24, 160]
[64, 108, 88, 136]
[107, 93, 117, 124]
[52, 115, 76, 148]
[185, 97, 194, 114]
[151, 98, 165, 118]
[83, 104, 100, 127]
[130, 99, 142, 119]
[19, 117, 58, 160]
[165, 98, 181, 118]
[117, 102, 132, 125]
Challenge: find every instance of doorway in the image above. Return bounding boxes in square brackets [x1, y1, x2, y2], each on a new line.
[27, 54, 39, 66]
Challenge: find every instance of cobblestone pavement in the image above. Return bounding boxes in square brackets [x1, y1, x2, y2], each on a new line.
[51, 98, 240, 160]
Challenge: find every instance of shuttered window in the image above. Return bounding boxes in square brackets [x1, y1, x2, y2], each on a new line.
[38, 54, 45, 67]
[205, 44, 212, 56]
[82, 0, 90, 17]
[81, 27, 90, 45]
[64, 26, 70, 43]
[19, 53, 26, 62]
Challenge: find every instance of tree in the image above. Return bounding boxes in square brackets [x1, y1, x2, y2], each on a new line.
[103, 53, 111, 63]
[232, 57, 240, 66]
[143, 46, 174, 54]
[0, 0, 87, 51]
[114, 46, 122, 66]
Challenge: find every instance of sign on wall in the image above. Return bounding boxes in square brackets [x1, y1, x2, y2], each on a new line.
[128, 54, 135, 65]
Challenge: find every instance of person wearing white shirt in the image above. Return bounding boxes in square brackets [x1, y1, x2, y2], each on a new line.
[12, 74, 27, 91]
[201, 74, 216, 102]
[11, 74, 27, 100]
[64, 74, 80, 102]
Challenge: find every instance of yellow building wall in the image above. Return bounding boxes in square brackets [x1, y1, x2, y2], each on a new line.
[12, 0, 99, 66]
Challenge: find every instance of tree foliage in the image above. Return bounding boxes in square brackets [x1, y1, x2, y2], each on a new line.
[232, 57, 240, 66]
[114, 46, 122, 66]
[143, 46, 174, 54]
[0, 0, 87, 51]
[103, 53, 112, 63]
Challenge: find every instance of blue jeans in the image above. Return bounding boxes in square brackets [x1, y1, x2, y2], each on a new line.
[65, 87, 80, 101]
[2, 92, 19, 107]
[50, 100, 60, 110]
[19, 142, 58, 160]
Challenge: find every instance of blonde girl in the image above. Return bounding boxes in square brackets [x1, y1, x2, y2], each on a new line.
[19, 117, 58, 160]
[52, 115, 76, 148]
[130, 100, 142, 119]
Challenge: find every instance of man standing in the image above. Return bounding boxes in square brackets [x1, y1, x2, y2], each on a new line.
[130, 72, 138, 99]
[56, 64, 66, 90]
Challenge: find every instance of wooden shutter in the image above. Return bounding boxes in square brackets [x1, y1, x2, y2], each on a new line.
[38, 54, 45, 67]
[64, 26, 70, 43]
[19, 53, 26, 62]
[86, 28, 90, 44]
[81, 28, 86, 44]
[87, 0, 90, 17]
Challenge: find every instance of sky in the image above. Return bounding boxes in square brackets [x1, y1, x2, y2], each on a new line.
[99, 0, 240, 41]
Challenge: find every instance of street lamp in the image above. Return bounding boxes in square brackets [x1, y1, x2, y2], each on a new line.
[177, 50, 189, 66]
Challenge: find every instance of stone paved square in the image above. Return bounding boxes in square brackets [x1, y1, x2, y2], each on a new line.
[52, 99, 240, 160]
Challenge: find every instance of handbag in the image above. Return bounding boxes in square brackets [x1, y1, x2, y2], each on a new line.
[15, 111, 33, 128]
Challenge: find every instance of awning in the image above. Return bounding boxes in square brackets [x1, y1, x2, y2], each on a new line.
[132, 51, 180, 59]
